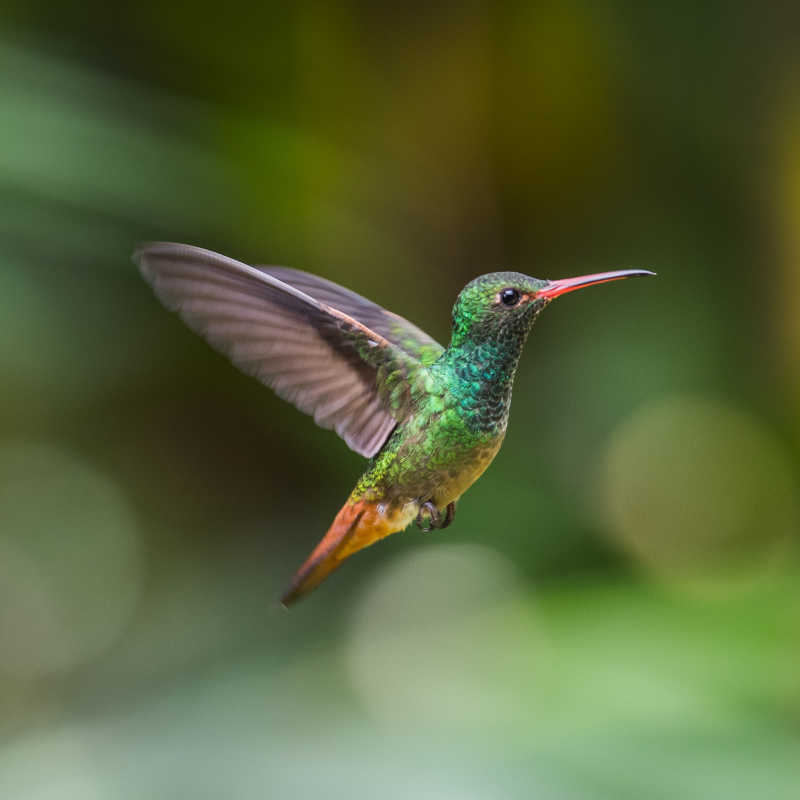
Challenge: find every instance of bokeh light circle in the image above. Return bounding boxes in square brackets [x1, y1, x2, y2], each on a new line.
[344, 543, 548, 733]
[0, 441, 144, 677]
[599, 395, 798, 587]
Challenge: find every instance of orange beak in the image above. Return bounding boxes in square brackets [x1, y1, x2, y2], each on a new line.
[535, 269, 656, 300]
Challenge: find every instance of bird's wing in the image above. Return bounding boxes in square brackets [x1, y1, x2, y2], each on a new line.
[135, 243, 432, 458]
[258, 266, 445, 366]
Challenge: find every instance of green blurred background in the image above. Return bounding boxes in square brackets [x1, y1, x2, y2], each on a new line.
[2, 2, 800, 797]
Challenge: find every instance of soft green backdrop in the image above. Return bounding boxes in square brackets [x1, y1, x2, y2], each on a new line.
[1, 3, 799, 798]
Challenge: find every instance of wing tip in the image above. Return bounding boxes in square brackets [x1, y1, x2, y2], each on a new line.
[132, 241, 225, 273]
[132, 241, 154, 282]
[133, 241, 185, 285]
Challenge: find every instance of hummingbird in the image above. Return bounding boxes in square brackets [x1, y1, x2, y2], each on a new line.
[135, 243, 653, 605]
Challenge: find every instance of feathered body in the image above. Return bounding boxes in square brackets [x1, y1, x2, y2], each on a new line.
[135, 244, 652, 604]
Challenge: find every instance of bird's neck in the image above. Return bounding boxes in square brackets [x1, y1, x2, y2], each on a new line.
[437, 334, 528, 433]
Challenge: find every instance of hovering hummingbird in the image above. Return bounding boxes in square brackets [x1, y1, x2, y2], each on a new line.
[135, 243, 653, 605]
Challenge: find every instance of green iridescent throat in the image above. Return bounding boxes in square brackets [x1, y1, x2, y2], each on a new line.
[435, 272, 549, 434]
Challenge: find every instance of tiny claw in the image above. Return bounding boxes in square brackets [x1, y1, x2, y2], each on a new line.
[415, 500, 441, 532]
[440, 502, 456, 529]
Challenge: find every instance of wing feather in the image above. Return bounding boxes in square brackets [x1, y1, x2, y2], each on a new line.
[135, 243, 429, 458]
[257, 266, 445, 365]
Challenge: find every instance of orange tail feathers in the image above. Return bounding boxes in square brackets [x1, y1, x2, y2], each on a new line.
[280, 499, 411, 606]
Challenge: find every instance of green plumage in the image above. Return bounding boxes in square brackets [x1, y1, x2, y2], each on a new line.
[352, 272, 551, 509]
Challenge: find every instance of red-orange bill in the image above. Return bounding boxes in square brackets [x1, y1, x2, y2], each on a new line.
[535, 269, 656, 300]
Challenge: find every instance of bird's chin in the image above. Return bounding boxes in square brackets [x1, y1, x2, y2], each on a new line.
[526, 297, 551, 320]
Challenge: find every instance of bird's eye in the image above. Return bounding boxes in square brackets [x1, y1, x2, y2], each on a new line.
[500, 288, 521, 306]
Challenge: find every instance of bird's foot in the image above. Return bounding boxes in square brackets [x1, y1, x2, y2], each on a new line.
[415, 501, 440, 532]
[441, 501, 456, 529]
[415, 501, 456, 532]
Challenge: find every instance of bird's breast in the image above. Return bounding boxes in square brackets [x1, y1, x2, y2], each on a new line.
[428, 437, 504, 508]
[386, 404, 506, 508]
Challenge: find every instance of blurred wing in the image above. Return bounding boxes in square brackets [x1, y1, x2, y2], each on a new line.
[259, 266, 445, 366]
[135, 242, 427, 458]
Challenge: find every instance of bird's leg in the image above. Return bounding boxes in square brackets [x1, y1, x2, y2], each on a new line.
[415, 500, 441, 532]
[440, 502, 456, 529]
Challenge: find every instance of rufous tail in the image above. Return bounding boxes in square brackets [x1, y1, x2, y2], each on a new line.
[280, 499, 408, 606]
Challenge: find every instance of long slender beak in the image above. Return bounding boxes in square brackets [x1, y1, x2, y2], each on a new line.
[535, 269, 656, 300]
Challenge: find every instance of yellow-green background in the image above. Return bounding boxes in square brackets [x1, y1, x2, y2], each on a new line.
[1, 3, 799, 797]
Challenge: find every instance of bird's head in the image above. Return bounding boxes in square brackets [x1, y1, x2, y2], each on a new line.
[449, 268, 655, 348]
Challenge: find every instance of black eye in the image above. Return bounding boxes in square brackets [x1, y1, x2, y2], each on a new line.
[500, 288, 521, 306]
